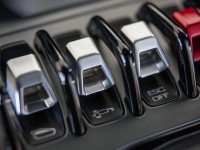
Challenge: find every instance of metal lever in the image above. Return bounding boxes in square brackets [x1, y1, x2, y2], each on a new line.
[121, 21, 170, 78]
[34, 30, 86, 136]
[6, 54, 56, 115]
[66, 37, 114, 96]
[88, 16, 143, 116]
[137, 2, 198, 98]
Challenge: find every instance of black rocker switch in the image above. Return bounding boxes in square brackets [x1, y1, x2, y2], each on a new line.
[0, 41, 65, 145]
[66, 37, 124, 125]
[121, 21, 179, 106]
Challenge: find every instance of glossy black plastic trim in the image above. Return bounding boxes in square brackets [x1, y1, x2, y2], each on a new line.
[88, 16, 143, 116]
[2, 94, 23, 150]
[34, 30, 86, 136]
[183, 0, 200, 8]
[137, 2, 198, 98]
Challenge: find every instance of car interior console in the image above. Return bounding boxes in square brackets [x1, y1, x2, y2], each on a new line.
[0, 0, 200, 149]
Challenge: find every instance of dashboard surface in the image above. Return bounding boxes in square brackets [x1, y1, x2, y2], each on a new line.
[0, 0, 200, 150]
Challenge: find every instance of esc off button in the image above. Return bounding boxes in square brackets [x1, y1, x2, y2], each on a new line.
[139, 71, 179, 107]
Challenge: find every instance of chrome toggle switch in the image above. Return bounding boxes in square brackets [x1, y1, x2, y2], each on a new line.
[1, 41, 65, 145]
[121, 21, 170, 78]
[137, 2, 197, 98]
[66, 37, 114, 95]
[66, 36, 123, 125]
[6, 54, 57, 115]
[121, 20, 179, 106]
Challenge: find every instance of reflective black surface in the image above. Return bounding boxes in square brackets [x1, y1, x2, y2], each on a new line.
[184, 0, 200, 8]
[0, 1, 200, 149]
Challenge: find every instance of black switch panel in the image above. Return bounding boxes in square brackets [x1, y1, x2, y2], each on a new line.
[1, 1, 200, 150]
[140, 70, 179, 107]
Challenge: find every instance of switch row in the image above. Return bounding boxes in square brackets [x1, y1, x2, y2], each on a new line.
[0, 2, 198, 148]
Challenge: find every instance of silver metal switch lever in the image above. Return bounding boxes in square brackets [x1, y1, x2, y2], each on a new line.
[66, 37, 114, 96]
[121, 21, 170, 78]
[6, 54, 57, 115]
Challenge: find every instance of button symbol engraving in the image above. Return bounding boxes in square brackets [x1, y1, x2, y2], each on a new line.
[147, 86, 166, 96]
[92, 107, 114, 119]
[147, 86, 169, 101]
[152, 93, 169, 101]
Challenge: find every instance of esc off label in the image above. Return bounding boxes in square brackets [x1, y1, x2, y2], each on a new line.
[147, 86, 168, 102]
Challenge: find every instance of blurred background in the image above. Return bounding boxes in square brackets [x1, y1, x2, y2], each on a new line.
[0, 0, 104, 18]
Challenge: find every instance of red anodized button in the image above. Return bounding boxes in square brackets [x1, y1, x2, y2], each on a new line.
[173, 7, 200, 62]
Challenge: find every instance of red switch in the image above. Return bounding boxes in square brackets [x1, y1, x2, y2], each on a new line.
[173, 8, 200, 62]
